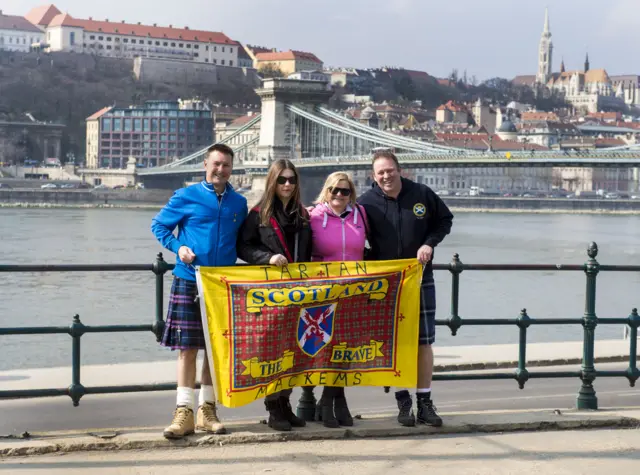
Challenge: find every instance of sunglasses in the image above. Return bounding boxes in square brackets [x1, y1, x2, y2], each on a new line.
[276, 176, 297, 185]
[330, 187, 351, 197]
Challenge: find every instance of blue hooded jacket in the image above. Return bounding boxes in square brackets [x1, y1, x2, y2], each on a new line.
[151, 181, 248, 281]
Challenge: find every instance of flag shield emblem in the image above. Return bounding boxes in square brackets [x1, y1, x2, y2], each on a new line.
[297, 303, 336, 357]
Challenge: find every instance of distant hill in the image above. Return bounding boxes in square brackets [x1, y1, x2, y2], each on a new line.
[0, 51, 259, 162]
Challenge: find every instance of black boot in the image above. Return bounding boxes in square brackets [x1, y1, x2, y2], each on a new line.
[334, 387, 353, 426]
[316, 387, 340, 428]
[265, 399, 291, 431]
[417, 393, 443, 427]
[395, 390, 416, 427]
[279, 395, 306, 428]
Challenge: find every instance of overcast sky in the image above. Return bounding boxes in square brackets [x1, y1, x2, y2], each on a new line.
[10, 0, 640, 80]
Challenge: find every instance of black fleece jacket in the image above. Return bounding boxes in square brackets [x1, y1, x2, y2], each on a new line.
[357, 177, 453, 268]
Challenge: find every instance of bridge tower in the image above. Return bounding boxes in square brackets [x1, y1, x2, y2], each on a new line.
[248, 78, 333, 193]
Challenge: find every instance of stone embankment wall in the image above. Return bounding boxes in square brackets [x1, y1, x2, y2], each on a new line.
[442, 197, 640, 213]
[0, 189, 173, 206]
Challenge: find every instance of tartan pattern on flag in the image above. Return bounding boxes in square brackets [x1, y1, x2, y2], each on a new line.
[161, 277, 206, 350]
[229, 273, 402, 389]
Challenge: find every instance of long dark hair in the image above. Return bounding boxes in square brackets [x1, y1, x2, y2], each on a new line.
[257, 159, 306, 227]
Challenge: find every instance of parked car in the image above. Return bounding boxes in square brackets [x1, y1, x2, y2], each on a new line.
[41, 183, 57, 189]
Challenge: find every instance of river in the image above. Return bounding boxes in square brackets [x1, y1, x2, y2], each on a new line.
[1, 208, 639, 371]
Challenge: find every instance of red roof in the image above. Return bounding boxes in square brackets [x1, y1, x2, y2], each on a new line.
[25, 4, 61, 26]
[521, 111, 559, 122]
[0, 12, 43, 32]
[227, 114, 258, 128]
[86, 106, 112, 121]
[437, 100, 467, 112]
[48, 13, 238, 45]
[255, 50, 322, 63]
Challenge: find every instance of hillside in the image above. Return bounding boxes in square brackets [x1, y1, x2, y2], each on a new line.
[0, 51, 259, 161]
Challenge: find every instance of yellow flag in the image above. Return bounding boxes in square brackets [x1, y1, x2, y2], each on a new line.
[196, 259, 421, 408]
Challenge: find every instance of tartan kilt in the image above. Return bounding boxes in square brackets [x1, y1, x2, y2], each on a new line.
[161, 276, 206, 350]
[418, 276, 436, 346]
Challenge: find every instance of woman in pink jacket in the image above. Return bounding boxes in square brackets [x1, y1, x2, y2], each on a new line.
[308, 171, 368, 428]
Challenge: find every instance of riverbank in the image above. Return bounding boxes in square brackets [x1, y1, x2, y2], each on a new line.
[3, 201, 640, 215]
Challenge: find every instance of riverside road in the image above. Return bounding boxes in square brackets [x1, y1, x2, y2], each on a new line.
[1, 363, 638, 436]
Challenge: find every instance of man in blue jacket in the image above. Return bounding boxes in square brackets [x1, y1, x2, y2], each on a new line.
[358, 150, 453, 428]
[151, 143, 248, 439]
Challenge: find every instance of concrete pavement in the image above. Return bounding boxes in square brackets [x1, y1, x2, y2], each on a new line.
[4, 428, 639, 475]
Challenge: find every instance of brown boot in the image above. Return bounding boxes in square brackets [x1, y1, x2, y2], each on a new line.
[163, 406, 195, 439]
[196, 402, 227, 434]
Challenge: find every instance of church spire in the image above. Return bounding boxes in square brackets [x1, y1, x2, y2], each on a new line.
[560, 58, 565, 73]
[584, 53, 590, 72]
[536, 8, 553, 84]
[543, 7, 550, 33]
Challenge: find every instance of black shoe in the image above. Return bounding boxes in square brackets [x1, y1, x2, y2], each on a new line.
[417, 396, 443, 427]
[334, 397, 353, 426]
[396, 394, 416, 427]
[265, 399, 292, 431]
[279, 395, 306, 428]
[315, 399, 340, 428]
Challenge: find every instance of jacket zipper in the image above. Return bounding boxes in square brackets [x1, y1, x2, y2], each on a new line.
[214, 193, 224, 266]
[341, 216, 346, 261]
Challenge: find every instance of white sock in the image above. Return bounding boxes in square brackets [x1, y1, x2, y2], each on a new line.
[176, 386, 194, 409]
[198, 385, 215, 406]
[416, 388, 431, 393]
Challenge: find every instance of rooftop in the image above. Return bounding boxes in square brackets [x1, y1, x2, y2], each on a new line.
[0, 11, 43, 32]
[46, 12, 237, 45]
[255, 50, 322, 63]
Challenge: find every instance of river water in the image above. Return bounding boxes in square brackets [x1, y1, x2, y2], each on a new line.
[1, 208, 639, 371]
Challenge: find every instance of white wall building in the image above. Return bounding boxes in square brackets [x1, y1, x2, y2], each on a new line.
[25, 5, 240, 66]
[0, 10, 44, 52]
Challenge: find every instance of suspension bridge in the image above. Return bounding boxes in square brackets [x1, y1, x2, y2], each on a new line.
[138, 78, 640, 190]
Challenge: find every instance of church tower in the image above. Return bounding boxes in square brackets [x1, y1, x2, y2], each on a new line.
[584, 53, 590, 72]
[536, 8, 553, 84]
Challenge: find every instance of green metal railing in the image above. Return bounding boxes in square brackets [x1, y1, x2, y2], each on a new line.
[0, 242, 638, 411]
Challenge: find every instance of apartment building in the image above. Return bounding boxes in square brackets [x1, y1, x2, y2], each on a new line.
[86, 100, 213, 169]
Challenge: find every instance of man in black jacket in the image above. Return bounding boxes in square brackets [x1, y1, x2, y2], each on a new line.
[358, 150, 453, 427]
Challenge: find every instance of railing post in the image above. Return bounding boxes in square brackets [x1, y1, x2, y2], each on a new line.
[152, 252, 169, 342]
[296, 386, 317, 422]
[447, 253, 464, 335]
[68, 314, 86, 407]
[515, 309, 531, 389]
[577, 242, 599, 410]
[625, 308, 640, 387]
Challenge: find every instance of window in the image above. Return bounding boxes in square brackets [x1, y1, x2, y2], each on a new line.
[155, 41, 160, 45]
[194, 45, 199, 49]
[131, 39, 136, 44]
[169, 134, 177, 141]
[169, 120, 177, 132]
[151, 119, 159, 132]
[188, 120, 196, 133]
[134, 119, 142, 132]
[106, 45, 112, 50]
[90, 35, 95, 40]
[179, 120, 186, 133]
[160, 119, 168, 132]
[113, 119, 122, 132]
[143, 119, 150, 132]
[171, 42, 176, 47]
[187, 44, 191, 49]
[160, 134, 168, 141]
[222, 47, 225, 52]
[98, 36, 104, 40]
[194, 53, 199, 58]
[123, 38, 128, 43]
[107, 37, 112, 42]
[163, 42, 168, 46]
[179, 43, 183, 47]
[124, 119, 132, 132]
[221, 59, 225, 65]
[102, 118, 111, 132]
[229, 60, 233, 66]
